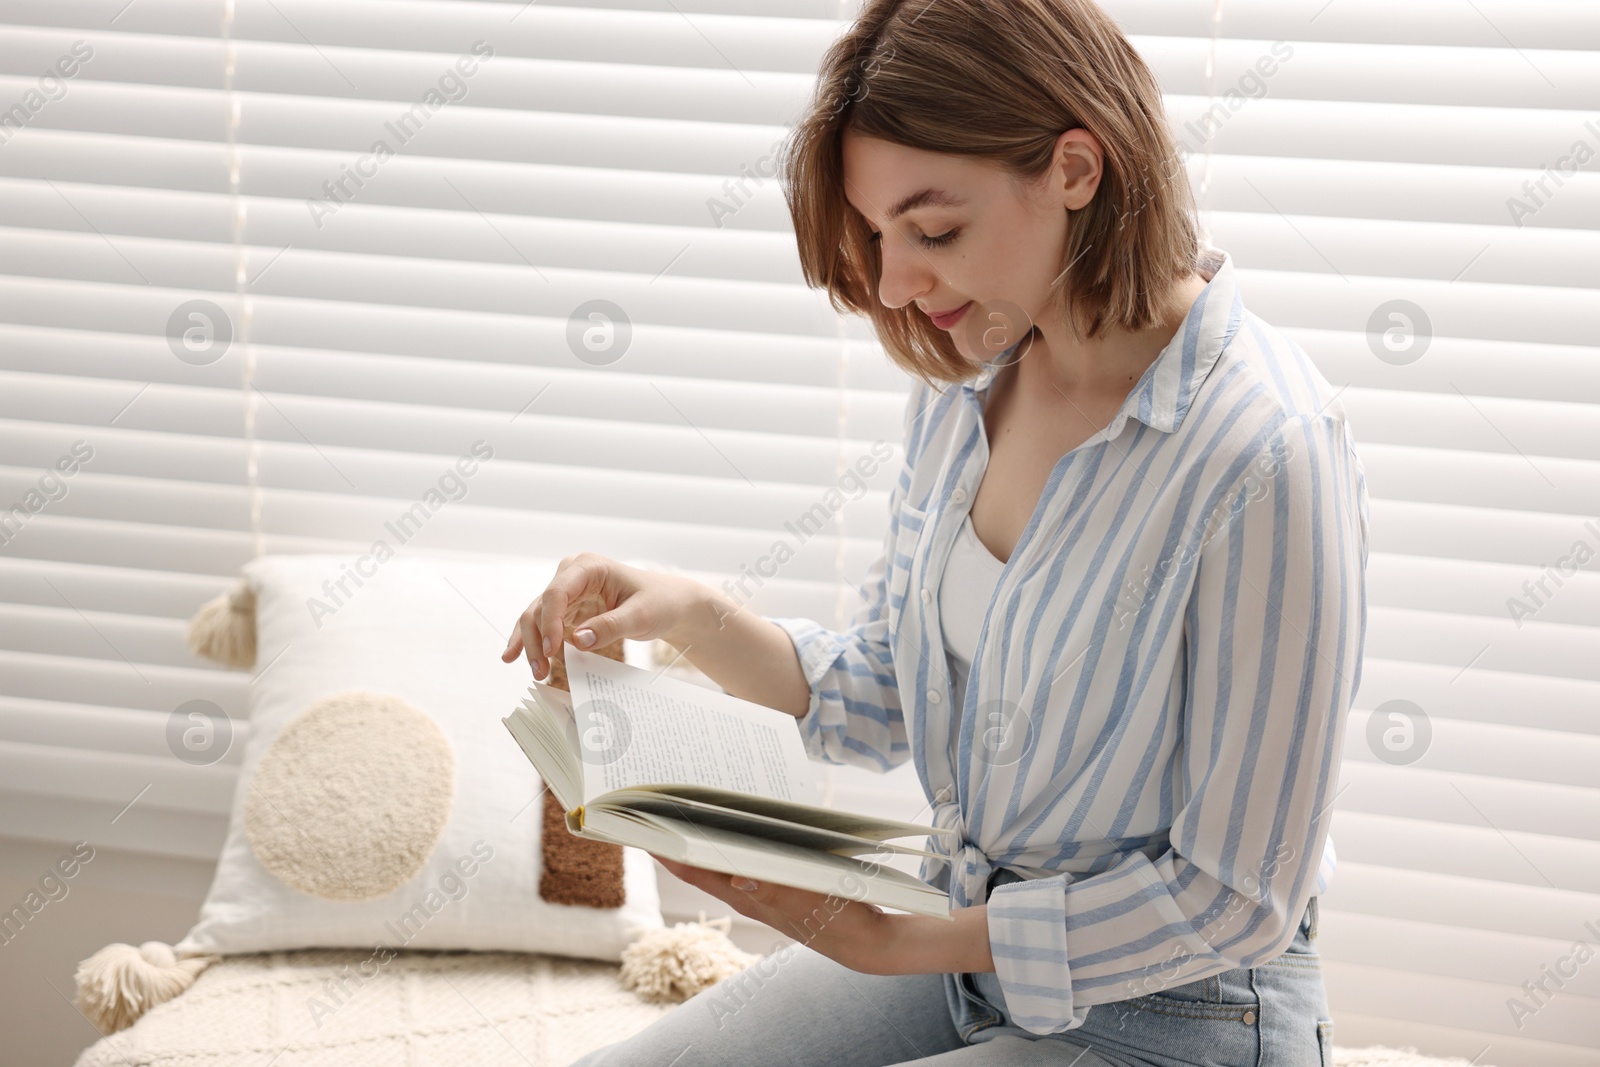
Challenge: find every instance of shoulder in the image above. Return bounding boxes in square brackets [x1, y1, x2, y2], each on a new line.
[1192, 313, 1369, 555]
[1193, 309, 1359, 477]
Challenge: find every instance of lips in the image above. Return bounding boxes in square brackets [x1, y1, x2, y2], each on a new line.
[928, 301, 973, 330]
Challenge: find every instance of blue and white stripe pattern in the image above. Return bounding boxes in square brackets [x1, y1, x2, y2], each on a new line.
[764, 249, 1370, 1037]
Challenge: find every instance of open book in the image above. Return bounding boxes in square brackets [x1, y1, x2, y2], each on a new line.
[502, 642, 953, 919]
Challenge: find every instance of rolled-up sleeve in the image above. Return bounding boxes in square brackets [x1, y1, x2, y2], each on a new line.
[986, 411, 1370, 1034]
[761, 382, 929, 773]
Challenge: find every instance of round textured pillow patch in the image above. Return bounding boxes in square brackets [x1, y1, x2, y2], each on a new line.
[244, 691, 455, 901]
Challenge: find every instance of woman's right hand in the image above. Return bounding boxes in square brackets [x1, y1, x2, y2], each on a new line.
[500, 553, 709, 681]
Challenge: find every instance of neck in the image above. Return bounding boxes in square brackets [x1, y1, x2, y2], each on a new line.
[1024, 272, 1208, 397]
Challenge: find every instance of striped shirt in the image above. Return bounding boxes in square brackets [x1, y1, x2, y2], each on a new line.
[764, 248, 1370, 1037]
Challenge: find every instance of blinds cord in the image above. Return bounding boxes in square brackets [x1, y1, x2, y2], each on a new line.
[222, 0, 264, 562]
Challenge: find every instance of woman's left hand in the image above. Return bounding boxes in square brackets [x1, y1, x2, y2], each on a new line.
[650, 856, 901, 975]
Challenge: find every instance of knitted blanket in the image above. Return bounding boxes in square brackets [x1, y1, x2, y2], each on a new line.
[73, 948, 1489, 1067]
[73, 949, 672, 1067]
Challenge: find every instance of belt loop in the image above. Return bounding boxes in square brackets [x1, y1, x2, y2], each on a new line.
[1306, 895, 1320, 942]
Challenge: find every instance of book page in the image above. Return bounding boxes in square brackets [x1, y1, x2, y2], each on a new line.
[579, 806, 951, 919]
[530, 679, 582, 752]
[603, 788, 941, 857]
[563, 643, 821, 805]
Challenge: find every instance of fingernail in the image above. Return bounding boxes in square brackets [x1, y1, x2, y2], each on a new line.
[732, 877, 758, 892]
[542, 635, 552, 656]
[574, 628, 596, 648]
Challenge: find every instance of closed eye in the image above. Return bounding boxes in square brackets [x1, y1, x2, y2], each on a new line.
[869, 228, 961, 250]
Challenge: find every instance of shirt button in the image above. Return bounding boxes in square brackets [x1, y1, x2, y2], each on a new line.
[1242, 1010, 1257, 1026]
[927, 689, 942, 704]
[951, 487, 967, 503]
[921, 587, 932, 604]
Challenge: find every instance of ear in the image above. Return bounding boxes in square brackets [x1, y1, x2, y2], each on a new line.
[1051, 128, 1104, 212]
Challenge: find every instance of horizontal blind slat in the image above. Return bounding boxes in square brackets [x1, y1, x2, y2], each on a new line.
[10, 179, 1600, 293]
[0, 739, 236, 813]
[1323, 960, 1598, 1051]
[1321, 861, 1600, 941]
[1333, 756, 1600, 838]
[1319, 910, 1600, 999]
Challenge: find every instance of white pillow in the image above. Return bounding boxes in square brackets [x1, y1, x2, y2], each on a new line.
[174, 553, 663, 963]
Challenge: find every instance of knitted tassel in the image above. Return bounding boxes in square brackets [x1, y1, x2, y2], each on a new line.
[73, 941, 214, 1035]
[618, 913, 759, 1003]
[185, 579, 256, 669]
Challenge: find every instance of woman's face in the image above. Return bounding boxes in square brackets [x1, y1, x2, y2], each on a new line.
[840, 128, 1089, 364]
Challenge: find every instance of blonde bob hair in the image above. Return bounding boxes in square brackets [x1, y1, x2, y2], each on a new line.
[781, 0, 1204, 388]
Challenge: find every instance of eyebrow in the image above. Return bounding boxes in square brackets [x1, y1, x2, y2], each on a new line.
[866, 187, 968, 224]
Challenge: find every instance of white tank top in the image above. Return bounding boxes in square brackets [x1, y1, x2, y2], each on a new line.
[940, 512, 1007, 755]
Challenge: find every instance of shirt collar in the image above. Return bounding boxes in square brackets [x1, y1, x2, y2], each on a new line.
[964, 247, 1242, 438]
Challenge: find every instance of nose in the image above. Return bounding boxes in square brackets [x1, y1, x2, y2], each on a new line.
[875, 230, 936, 312]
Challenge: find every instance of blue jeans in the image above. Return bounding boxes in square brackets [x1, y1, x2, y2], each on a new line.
[570, 897, 1333, 1067]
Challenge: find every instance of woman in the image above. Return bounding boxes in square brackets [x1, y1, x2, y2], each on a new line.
[506, 1, 1368, 1063]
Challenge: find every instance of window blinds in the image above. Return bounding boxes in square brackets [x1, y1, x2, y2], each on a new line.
[0, 2, 1594, 1063]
